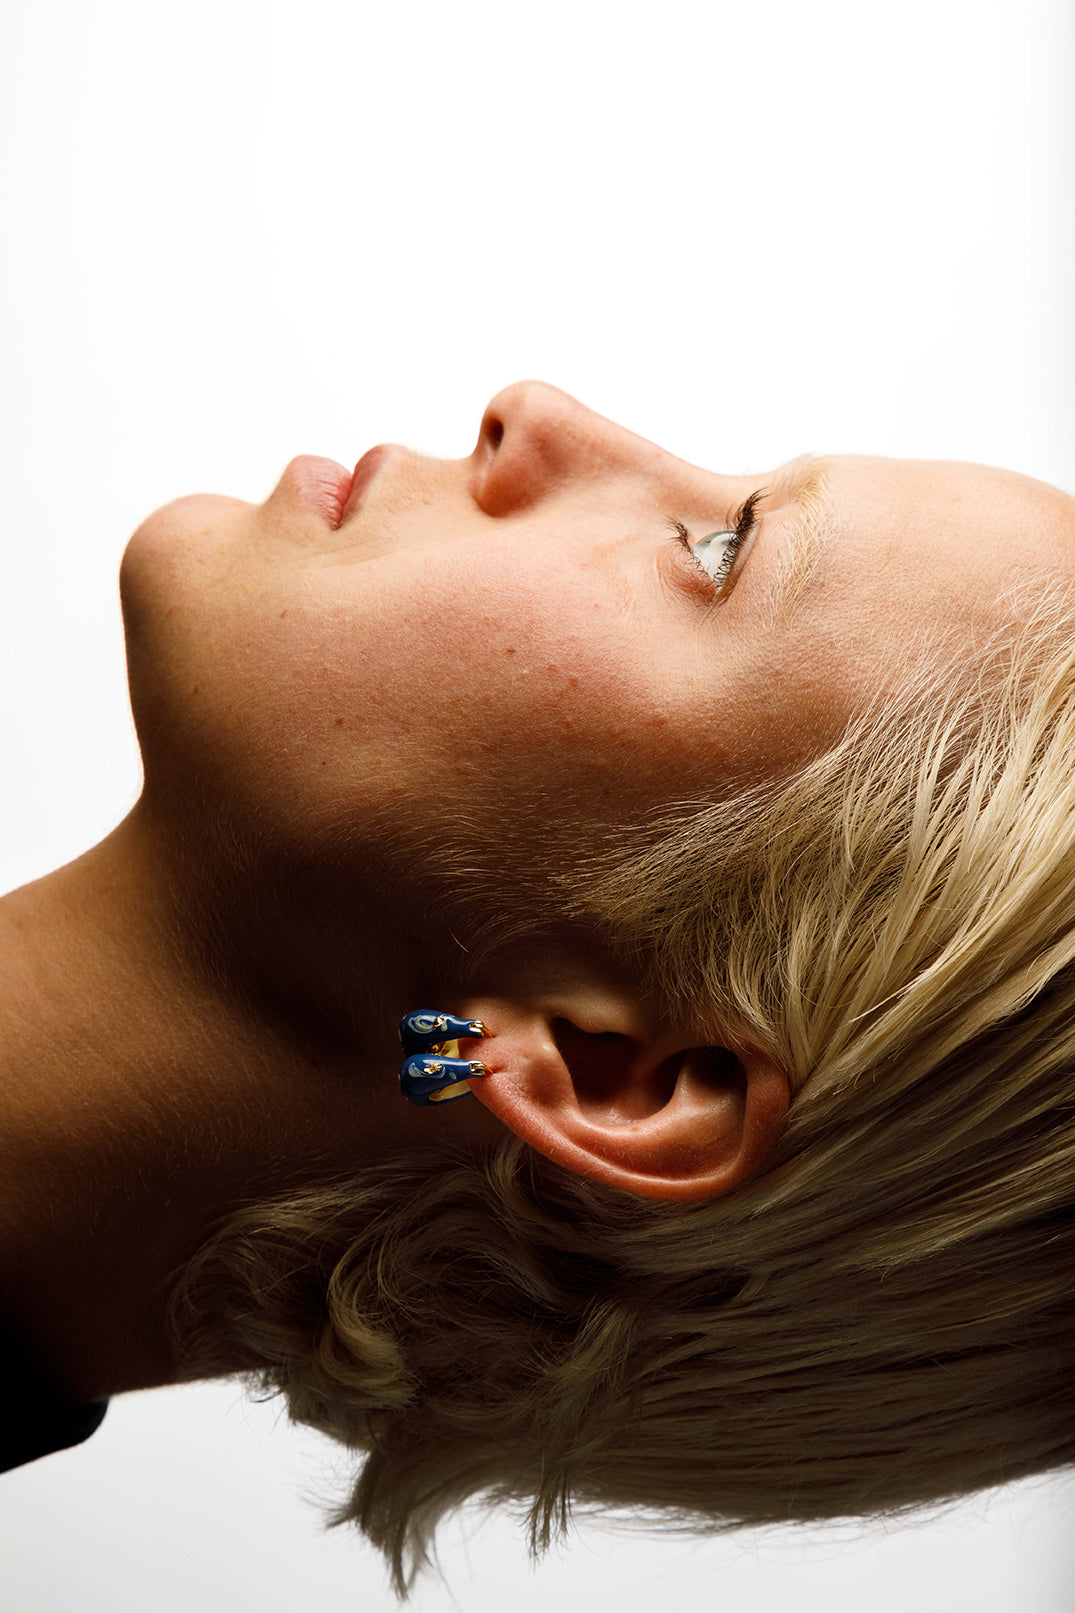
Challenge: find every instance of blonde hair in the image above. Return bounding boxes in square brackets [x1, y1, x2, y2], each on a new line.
[163, 589, 1075, 1597]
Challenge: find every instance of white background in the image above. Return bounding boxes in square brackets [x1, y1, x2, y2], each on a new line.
[1, 0, 1072, 1607]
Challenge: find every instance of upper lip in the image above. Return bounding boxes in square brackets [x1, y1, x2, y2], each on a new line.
[341, 444, 392, 521]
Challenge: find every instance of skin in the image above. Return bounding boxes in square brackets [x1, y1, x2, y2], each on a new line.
[1, 381, 1073, 1405]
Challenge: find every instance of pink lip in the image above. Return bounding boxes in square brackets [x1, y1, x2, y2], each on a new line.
[277, 455, 355, 526]
[341, 445, 391, 521]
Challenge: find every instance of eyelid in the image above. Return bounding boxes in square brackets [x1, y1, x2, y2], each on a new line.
[668, 487, 767, 598]
[731, 489, 766, 540]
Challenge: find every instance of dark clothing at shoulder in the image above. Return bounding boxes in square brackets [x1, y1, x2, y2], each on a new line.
[0, 1305, 109, 1474]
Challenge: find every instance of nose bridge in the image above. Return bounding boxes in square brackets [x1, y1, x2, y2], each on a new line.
[476, 380, 649, 516]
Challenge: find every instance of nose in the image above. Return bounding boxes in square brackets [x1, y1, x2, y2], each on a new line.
[471, 380, 666, 517]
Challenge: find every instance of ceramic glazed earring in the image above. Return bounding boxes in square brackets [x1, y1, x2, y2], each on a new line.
[398, 1010, 488, 1106]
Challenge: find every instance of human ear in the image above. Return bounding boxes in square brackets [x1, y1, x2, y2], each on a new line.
[454, 996, 789, 1203]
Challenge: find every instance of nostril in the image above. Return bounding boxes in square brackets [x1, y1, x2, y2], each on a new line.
[484, 414, 504, 450]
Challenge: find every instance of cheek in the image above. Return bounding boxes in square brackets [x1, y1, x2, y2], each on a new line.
[401, 555, 663, 773]
[277, 547, 683, 836]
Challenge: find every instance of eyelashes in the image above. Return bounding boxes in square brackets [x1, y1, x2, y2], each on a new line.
[669, 488, 766, 594]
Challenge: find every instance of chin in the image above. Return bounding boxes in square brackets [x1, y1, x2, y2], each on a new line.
[127, 491, 248, 555]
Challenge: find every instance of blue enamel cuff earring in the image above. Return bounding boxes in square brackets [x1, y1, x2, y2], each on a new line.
[398, 1010, 488, 1106]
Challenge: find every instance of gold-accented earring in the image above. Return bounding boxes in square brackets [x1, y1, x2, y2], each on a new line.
[398, 1010, 488, 1106]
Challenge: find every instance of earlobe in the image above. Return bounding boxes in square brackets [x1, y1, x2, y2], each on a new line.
[458, 999, 790, 1203]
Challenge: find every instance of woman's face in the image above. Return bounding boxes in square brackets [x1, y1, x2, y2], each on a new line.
[120, 381, 1075, 934]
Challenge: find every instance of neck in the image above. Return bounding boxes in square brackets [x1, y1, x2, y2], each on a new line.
[0, 804, 446, 1402]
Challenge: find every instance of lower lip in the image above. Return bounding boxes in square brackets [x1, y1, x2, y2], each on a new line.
[283, 455, 355, 526]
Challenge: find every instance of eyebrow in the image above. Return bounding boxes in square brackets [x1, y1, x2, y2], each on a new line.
[760, 454, 836, 624]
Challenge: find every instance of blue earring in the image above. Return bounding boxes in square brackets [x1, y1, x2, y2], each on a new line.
[399, 1010, 486, 1054]
[398, 1010, 488, 1106]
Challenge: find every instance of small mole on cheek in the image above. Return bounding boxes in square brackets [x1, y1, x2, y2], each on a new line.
[335, 717, 344, 727]
[190, 685, 199, 696]
[279, 610, 288, 619]
[506, 647, 516, 656]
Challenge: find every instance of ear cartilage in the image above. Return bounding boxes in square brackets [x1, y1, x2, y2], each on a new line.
[399, 1053, 489, 1107]
[398, 1010, 487, 1056]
